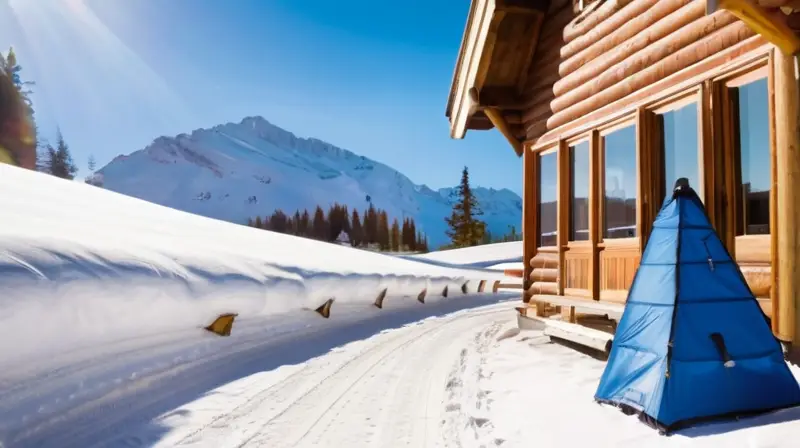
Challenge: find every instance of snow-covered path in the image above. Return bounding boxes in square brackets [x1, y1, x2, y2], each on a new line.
[166, 302, 510, 448]
[0, 296, 516, 448]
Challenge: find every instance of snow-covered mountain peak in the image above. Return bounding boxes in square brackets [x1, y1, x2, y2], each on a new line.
[98, 117, 522, 248]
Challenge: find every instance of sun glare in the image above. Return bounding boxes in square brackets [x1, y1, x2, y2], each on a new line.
[5, 0, 195, 132]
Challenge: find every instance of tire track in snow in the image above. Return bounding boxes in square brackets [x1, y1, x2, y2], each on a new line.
[184, 306, 511, 448]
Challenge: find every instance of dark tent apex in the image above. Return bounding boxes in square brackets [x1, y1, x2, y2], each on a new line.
[673, 177, 691, 195]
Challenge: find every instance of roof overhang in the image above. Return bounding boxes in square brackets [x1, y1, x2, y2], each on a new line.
[445, 0, 548, 149]
[707, 0, 800, 54]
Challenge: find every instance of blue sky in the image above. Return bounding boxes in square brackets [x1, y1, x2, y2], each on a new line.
[0, 0, 522, 195]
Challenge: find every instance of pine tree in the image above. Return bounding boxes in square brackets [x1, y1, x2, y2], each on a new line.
[85, 153, 103, 187]
[445, 166, 486, 247]
[254, 216, 263, 229]
[270, 210, 289, 233]
[299, 210, 311, 237]
[351, 209, 363, 247]
[408, 219, 417, 251]
[416, 231, 429, 253]
[390, 218, 401, 252]
[377, 210, 390, 251]
[401, 218, 410, 250]
[312, 206, 328, 240]
[364, 204, 378, 246]
[47, 130, 78, 179]
[292, 210, 302, 235]
[1, 47, 37, 169]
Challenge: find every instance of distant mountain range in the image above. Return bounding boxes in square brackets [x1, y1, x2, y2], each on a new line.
[98, 116, 522, 248]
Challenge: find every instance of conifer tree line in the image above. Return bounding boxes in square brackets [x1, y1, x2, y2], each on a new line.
[247, 203, 430, 253]
[1, 47, 99, 184]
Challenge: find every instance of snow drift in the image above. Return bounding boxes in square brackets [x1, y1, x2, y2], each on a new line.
[0, 164, 508, 365]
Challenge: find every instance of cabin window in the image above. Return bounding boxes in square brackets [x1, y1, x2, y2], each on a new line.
[731, 77, 770, 236]
[603, 125, 637, 239]
[569, 141, 590, 241]
[656, 102, 700, 199]
[538, 151, 558, 247]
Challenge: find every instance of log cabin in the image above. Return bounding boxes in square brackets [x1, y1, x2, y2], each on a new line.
[445, 0, 800, 344]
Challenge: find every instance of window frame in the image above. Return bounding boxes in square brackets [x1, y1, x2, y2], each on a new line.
[712, 61, 773, 251]
[535, 145, 560, 249]
[645, 88, 705, 205]
[597, 116, 639, 248]
[565, 135, 592, 245]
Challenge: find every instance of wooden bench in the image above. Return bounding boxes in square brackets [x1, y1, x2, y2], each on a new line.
[515, 311, 615, 355]
[514, 294, 625, 356]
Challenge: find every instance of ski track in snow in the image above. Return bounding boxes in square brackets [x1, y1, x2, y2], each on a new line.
[0, 298, 516, 448]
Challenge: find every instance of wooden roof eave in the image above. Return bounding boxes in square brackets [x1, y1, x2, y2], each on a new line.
[447, 0, 498, 141]
[446, 0, 548, 155]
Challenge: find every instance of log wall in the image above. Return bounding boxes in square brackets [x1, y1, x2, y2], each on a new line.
[517, 0, 789, 333]
[518, 0, 759, 142]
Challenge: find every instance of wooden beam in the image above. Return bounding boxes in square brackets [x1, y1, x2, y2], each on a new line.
[485, 108, 524, 156]
[774, 51, 799, 343]
[474, 86, 526, 109]
[708, 0, 800, 54]
[523, 145, 537, 303]
[471, 87, 524, 156]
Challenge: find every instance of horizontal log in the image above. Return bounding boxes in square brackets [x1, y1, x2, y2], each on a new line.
[538, 1, 577, 44]
[533, 40, 565, 68]
[531, 267, 559, 282]
[520, 85, 556, 114]
[555, 0, 696, 97]
[547, 21, 755, 130]
[528, 281, 559, 295]
[551, 10, 737, 116]
[527, 69, 562, 99]
[504, 268, 525, 278]
[525, 120, 549, 142]
[735, 236, 771, 263]
[531, 251, 559, 268]
[562, 0, 634, 46]
[741, 265, 772, 298]
[533, 35, 768, 143]
[522, 100, 554, 127]
[543, 318, 614, 354]
[560, 0, 655, 62]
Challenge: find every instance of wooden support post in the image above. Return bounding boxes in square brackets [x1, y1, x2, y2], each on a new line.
[776, 51, 800, 345]
[522, 144, 537, 304]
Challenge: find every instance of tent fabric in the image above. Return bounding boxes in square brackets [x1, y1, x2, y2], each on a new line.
[594, 180, 800, 434]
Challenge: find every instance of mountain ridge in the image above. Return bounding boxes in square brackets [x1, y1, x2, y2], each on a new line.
[98, 116, 522, 248]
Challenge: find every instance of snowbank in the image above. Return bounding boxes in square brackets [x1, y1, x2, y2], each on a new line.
[0, 165, 507, 364]
[409, 241, 522, 269]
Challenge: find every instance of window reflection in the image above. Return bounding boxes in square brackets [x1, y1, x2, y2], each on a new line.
[658, 102, 699, 198]
[538, 151, 558, 247]
[603, 125, 637, 239]
[569, 141, 590, 241]
[732, 78, 770, 236]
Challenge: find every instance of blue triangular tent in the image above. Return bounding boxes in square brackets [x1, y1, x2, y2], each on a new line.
[595, 178, 800, 434]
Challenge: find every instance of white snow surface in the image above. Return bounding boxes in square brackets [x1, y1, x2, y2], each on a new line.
[448, 323, 800, 448]
[0, 163, 509, 367]
[7, 164, 793, 447]
[410, 241, 522, 269]
[97, 116, 522, 248]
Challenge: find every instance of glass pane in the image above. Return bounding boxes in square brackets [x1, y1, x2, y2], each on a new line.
[570, 141, 590, 241]
[603, 125, 637, 239]
[539, 151, 558, 247]
[733, 78, 770, 235]
[659, 102, 699, 197]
